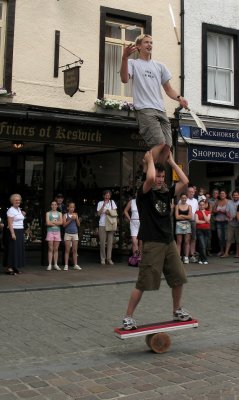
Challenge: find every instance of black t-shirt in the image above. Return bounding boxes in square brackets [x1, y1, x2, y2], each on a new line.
[137, 184, 175, 243]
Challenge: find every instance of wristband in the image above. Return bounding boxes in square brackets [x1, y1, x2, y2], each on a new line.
[176, 95, 182, 100]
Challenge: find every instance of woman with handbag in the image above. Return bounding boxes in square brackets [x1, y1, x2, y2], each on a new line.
[97, 190, 117, 265]
[175, 192, 192, 264]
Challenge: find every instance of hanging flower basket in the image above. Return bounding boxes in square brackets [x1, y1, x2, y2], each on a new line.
[95, 98, 134, 117]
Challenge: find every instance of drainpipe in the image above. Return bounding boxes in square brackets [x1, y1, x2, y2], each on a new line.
[180, 0, 185, 97]
[174, 0, 185, 163]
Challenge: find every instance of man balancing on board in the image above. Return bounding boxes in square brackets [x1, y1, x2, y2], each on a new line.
[122, 150, 192, 330]
[120, 34, 188, 165]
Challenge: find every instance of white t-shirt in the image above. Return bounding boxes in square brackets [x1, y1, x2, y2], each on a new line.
[7, 206, 25, 229]
[97, 200, 117, 227]
[128, 59, 172, 111]
[186, 198, 199, 220]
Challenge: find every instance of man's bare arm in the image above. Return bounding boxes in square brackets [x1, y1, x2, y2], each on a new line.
[163, 80, 188, 109]
[142, 150, 155, 194]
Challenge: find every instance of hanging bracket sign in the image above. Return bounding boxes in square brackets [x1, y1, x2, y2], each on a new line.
[63, 65, 80, 97]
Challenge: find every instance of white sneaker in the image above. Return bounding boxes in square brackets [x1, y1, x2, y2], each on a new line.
[173, 307, 192, 322]
[73, 265, 82, 270]
[46, 265, 52, 271]
[107, 260, 114, 265]
[101, 259, 105, 265]
[183, 257, 189, 264]
[123, 316, 137, 330]
[63, 265, 68, 271]
[53, 264, 61, 271]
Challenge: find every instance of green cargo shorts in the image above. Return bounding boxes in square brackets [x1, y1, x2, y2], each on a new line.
[136, 241, 187, 291]
[135, 108, 172, 148]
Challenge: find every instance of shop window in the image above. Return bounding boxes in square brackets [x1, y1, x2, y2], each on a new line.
[98, 7, 152, 99]
[104, 20, 141, 98]
[55, 156, 77, 193]
[202, 23, 239, 108]
[24, 156, 43, 246]
[0, 0, 7, 86]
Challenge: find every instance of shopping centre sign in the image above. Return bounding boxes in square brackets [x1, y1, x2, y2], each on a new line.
[188, 145, 239, 163]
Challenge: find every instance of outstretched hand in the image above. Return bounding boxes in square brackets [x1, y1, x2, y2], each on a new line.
[122, 43, 138, 58]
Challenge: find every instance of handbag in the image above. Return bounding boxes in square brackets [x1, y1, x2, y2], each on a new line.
[105, 208, 118, 232]
[128, 251, 141, 267]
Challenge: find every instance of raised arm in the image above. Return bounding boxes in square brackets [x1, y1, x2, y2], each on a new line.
[142, 150, 155, 194]
[120, 44, 137, 83]
[167, 152, 188, 196]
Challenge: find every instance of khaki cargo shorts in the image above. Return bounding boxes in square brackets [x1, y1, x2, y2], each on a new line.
[136, 241, 187, 291]
[135, 108, 172, 148]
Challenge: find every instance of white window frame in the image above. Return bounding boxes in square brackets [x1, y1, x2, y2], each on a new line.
[0, 0, 7, 86]
[207, 32, 234, 106]
[105, 20, 143, 100]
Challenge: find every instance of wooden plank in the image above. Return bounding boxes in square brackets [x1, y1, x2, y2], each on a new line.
[114, 319, 199, 339]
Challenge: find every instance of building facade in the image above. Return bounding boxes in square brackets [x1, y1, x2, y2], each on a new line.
[0, 0, 182, 262]
[178, 0, 239, 193]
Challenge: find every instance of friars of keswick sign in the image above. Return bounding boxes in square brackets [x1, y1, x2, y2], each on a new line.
[0, 121, 146, 150]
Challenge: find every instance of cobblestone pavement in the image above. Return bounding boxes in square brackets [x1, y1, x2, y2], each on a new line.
[0, 272, 239, 399]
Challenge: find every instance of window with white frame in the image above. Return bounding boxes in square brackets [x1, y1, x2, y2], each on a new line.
[202, 23, 239, 108]
[207, 32, 234, 105]
[0, 0, 7, 86]
[98, 8, 152, 100]
[104, 20, 142, 98]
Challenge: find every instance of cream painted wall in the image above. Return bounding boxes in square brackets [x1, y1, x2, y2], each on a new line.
[12, 0, 181, 117]
[184, 0, 239, 120]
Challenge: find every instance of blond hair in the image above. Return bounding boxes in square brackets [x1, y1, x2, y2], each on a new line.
[10, 193, 22, 204]
[135, 34, 152, 47]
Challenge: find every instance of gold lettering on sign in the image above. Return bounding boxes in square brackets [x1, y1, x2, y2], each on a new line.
[55, 126, 102, 143]
[0, 122, 36, 137]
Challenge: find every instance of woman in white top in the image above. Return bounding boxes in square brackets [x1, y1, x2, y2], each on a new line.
[97, 190, 117, 265]
[124, 196, 142, 257]
[7, 193, 26, 275]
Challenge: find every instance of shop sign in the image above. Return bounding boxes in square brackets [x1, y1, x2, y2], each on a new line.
[63, 66, 80, 97]
[0, 120, 146, 150]
[188, 145, 239, 163]
[190, 126, 239, 142]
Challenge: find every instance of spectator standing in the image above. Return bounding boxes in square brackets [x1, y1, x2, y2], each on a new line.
[186, 186, 199, 263]
[124, 195, 142, 258]
[45, 201, 62, 270]
[97, 190, 117, 265]
[63, 202, 82, 270]
[221, 190, 239, 258]
[7, 194, 26, 275]
[212, 189, 228, 256]
[175, 193, 192, 264]
[55, 193, 67, 265]
[195, 200, 211, 264]
[209, 189, 219, 254]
